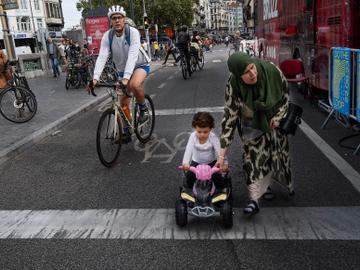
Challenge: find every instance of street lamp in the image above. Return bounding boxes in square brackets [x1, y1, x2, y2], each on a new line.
[142, 0, 150, 56]
[28, 0, 39, 53]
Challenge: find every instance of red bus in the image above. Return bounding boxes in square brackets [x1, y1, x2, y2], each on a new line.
[255, 0, 360, 91]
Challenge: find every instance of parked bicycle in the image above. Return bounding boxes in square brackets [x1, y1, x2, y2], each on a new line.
[88, 81, 155, 167]
[0, 61, 37, 123]
[99, 58, 117, 85]
[65, 60, 82, 89]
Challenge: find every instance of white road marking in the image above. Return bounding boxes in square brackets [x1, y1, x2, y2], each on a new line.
[167, 75, 174, 80]
[158, 82, 167, 89]
[0, 207, 359, 240]
[213, 60, 222, 63]
[299, 121, 360, 193]
[155, 107, 223, 116]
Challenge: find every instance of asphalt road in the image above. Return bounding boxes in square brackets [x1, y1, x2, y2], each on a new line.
[0, 47, 359, 270]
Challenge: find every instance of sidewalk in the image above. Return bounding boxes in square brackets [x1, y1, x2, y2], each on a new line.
[0, 62, 165, 165]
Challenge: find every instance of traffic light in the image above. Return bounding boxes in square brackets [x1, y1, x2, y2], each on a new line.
[144, 16, 150, 29]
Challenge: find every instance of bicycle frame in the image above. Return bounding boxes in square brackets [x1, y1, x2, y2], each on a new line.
[107, 85, 137, 138]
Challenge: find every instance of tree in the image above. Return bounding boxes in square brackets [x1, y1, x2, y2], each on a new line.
[76, 0, 195, 28]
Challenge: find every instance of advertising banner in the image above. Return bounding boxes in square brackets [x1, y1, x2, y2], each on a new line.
[85, 16, 109, 54]
[331, 48, 351, 116]
[357, 51, 360, 121]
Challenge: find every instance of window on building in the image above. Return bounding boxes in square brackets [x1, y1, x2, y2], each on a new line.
[34, 0, 40, 10]
[37, 18, 43, 29]
[17, 17, 31, 32]
[20, 0, 28, 9]
[45, 2, 61, 18]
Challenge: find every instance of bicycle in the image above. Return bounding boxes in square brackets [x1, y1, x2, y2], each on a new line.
[89, 81, 155, 167]
[65, 60, 82, 89]
[0, 62, 37, 123]
[99, 58, 117, 85]
[178, 51, 190, 80]
[190, 47, 204, 72]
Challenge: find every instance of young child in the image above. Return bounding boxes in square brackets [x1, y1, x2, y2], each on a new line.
[182, 112, 228, 189]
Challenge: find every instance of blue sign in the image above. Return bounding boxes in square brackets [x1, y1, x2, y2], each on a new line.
[357, 51, 360, 121]
[331, 48, 351, 116]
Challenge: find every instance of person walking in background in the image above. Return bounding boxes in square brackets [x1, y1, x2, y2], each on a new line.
[216, 52, 293, 216]
[153, 41, 160, 61]
[162, 38, 177, 65]
[47, 37, 60, 78]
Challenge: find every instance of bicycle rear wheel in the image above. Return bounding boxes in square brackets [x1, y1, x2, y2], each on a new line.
[181, 59, 188, 80]
[0, 86, 37, 123]
[96, 108, 122, 167]
[198, 54, 204, 70]
[190, 55, 197, 73]
[134, 94, 155, 143]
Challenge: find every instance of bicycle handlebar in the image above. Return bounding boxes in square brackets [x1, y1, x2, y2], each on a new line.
[87, 80, 129, 98]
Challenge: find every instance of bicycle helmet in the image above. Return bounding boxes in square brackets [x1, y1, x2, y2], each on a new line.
[108, 5, 126, 19]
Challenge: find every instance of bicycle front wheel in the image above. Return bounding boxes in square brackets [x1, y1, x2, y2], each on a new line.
[96, 108, 122, 167]
[181, 59, 188, 80]
[198, 54, 204, 70]
[0, 86, 37, 123]
[134, 94, 155, 143]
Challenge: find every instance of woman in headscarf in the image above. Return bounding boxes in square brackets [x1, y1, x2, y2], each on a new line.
[216, 52, 293, 215]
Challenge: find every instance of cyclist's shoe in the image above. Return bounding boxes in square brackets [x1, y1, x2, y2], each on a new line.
[138, 108, 149, 125]
[121, 128, 132, 144]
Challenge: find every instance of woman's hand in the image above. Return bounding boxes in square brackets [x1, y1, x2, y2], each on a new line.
[182, 164, 190, 171]
[216, 155, 228, 172]
[270, 119, 280, 129]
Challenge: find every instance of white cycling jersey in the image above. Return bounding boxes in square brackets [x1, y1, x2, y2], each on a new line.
[93, 27, 150, 81]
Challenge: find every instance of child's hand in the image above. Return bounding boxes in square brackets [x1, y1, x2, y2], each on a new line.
[221, 164, 229, 172]
[182, 164, 190, 171]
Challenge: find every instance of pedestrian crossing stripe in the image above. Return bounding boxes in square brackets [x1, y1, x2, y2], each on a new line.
[0, 207, 359, 240]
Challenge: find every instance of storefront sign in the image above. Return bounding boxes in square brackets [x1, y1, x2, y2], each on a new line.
[3, 0, 19, 10]
[23, 58, 41, 72]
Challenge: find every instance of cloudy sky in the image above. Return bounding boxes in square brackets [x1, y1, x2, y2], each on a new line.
[62, 0, 82, 29]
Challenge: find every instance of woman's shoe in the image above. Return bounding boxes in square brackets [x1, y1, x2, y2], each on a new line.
[263, 187, 275, 200]
[243, 200, 259, 215]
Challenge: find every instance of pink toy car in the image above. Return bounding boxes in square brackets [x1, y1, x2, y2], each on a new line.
[175, 164, 233, 228]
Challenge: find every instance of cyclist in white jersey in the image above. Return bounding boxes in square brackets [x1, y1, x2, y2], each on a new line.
[91, 5, 151, 124]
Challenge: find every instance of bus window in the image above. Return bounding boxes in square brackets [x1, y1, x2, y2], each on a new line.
[306, 0, 313, 11]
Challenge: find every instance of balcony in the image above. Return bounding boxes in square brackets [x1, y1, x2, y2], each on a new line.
[45, 17, 63, 25]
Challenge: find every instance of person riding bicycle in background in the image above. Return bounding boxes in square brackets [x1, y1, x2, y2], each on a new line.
[190, 31, 202, 62]
[90, 5, 151, 128]
[176, 25, 192, 76]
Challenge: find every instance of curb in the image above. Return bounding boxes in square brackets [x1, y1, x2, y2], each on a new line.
[0, 64, 165, 166]
[0, 93, 108, 166]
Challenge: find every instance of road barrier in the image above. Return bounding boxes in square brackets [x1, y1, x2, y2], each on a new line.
[320, 47, 360, 155]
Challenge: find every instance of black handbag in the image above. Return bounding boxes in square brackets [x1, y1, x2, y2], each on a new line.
[279, 102, 303, 135]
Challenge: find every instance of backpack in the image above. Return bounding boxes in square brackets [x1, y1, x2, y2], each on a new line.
[108, 19, 150, 62]
[177, 32, 189, 45]
[108, 19, 133, 48]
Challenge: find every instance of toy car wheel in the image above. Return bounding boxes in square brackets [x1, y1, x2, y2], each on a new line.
[175, 199, 187, 227]
[220, 200, 233, 229]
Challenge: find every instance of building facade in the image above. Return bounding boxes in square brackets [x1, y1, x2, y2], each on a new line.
[0, 0, 64, 53]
